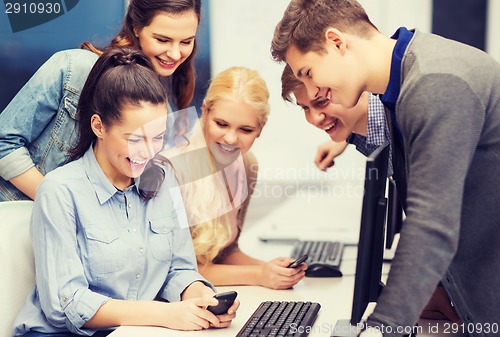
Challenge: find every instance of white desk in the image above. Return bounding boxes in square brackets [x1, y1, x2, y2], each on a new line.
[110, 149, 463, 337]
[109, 255, 461, 336]
[109, 193, 463, 337]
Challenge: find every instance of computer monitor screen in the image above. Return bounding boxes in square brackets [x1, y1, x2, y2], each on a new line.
[350, 141, 390, 325]
[385, 176, 404, 249]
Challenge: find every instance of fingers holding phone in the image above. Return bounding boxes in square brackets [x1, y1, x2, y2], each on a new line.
[287, 254, 308, 268]
[207, 291, 238, 315]
[207, 291, 239, 328]
[257, 257, 307, 289]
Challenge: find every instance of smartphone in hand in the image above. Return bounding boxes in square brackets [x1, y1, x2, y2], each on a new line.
[287, 254, 308, 268]
[207, 291, 238, 315]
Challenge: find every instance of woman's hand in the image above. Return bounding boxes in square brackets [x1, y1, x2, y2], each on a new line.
[162, 294, 220, 330]
[210, 298, 240, 328]
[181, 281, 216, 300]
[257, 257, 307, 290]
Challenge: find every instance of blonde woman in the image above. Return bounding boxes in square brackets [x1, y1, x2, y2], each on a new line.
[167, 66, 307, 290]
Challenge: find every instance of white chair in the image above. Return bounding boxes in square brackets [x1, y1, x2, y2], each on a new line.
[0, 200, 35, 337]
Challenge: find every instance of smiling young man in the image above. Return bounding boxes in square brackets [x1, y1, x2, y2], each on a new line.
[280, 64, 390, 171]
[272, 1, 500, 337]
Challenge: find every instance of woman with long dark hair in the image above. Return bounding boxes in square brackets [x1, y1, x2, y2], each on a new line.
[0, 0, 201, 201]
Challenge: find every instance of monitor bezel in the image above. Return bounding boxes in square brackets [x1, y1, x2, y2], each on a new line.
[350, 141, 390, 325]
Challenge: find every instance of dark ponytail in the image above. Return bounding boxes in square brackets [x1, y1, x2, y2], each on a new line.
[137, 154, 174, 201]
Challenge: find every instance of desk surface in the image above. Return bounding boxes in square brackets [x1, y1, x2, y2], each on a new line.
[109, 194, 464, 337]
[109, 257, 462, 336]
[110, 153, 464, 337]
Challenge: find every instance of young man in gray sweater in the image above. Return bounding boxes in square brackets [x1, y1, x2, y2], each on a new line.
[271, 1, 500, 337]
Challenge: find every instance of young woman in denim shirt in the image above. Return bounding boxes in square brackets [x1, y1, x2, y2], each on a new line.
[0, 0, 201, 201]
[12, 46, 238, 337]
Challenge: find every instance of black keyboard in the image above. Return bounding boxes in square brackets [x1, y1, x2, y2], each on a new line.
[236, 301, 321, 337]
[292, 240, 344, 277]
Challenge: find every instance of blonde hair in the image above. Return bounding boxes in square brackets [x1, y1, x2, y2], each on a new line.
[166, 127, 231, 265]
[178, 143, 232, 265]
[189, 66, 270, 265]
[189, 182, 233, 265]
[203, 66, 270, 124]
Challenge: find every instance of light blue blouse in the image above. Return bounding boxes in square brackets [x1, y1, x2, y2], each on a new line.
[13, 147, 212, 336]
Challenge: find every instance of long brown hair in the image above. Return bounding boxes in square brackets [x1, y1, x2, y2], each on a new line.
[82, 0, 202, 110]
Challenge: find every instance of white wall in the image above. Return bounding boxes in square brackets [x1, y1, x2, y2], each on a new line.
[208, 1, 432, 184]
[487, 0, 500, 62]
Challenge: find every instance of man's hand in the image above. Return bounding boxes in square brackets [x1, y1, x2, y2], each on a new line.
[315, 140, 348, 171]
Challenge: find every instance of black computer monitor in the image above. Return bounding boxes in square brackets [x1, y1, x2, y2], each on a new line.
[332, 141, 390, 337]
[350, 141, 390, 324]
[385, 176, 404, 249]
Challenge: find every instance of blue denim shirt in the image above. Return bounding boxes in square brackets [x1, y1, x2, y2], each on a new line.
[0, 48, 180, 202]
[13, 146, 212, 336]
[0, 49, 98, 201]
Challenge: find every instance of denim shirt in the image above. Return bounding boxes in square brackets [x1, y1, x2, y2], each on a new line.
[13, 147, 213, 336]
[0, 49, 98, 201]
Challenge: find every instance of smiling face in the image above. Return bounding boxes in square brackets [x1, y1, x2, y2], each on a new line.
[202, 98, 264, 168]
[92, 102, 167, 190]
[136, 10, 198, 77]
[294, 85, 368, 142]
[285, 29, 366, 109]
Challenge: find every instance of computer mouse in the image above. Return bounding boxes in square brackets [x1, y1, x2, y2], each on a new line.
[305, 263, 343, 278]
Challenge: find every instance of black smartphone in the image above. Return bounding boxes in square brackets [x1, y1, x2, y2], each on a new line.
[207, 291, 238, 315]
[287, 254, 308, 268]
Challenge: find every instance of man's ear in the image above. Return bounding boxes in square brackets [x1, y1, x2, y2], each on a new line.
[91, 114, 105, 138]
[325, 28, 347, 55]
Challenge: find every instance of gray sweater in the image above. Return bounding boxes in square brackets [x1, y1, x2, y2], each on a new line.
[368, 30, 500, 337]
